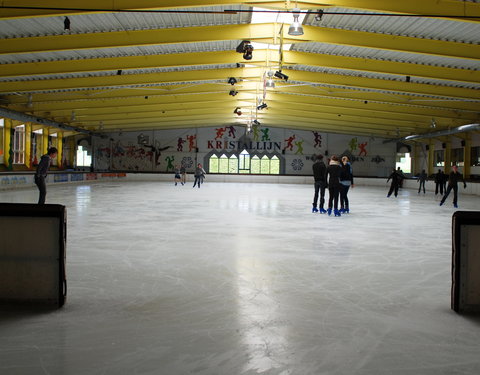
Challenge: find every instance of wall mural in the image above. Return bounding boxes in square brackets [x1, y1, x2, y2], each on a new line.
[93, 126, 395, 176]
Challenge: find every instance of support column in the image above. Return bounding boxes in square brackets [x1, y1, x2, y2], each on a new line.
[445, 139, 452, 174]
[69, 137, 75, 168]
[56, 132, 63, 169]
[42, 128, 49, 155]
[427, 140, 434, 176]
[4, 118, 13, 170]
[25, 122, 32, 169]
[463, 134, 471, 179]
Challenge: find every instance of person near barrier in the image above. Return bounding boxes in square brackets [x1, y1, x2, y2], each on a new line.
[34, 147, 58, 204]
[387, 168, 401, 198]
[339, 156, 354, 213]
[417, 169, 427, 194]
[434, 169, 445, 195]
[439, 165, 466, 208]
[311, 154, 327, 213]
[193, 163, 206, 188]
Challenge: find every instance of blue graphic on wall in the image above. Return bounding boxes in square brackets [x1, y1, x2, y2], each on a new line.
[71, 174, 85, 181]
[291, 159, 304, 171]
[54, 174, 69, 183]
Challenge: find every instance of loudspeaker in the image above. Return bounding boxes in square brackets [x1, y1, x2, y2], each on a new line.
[461, 140, 466, 147]
[425, 145, 429, 151]
[442, 143, 446, 149]
[0, 204, 67, 307]
[324, 150, 328, 156]
[452, 211, 480, 313]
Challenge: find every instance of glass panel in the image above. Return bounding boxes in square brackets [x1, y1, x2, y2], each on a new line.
[76, 145, 91, 167]
[260, 155, 270, 174]
[434, 150, 444, 167]
[251, 156, 260, 174]
[229, 155, 238, 174]
[13, 125, 25, 165]
[219, 154, 229, 173]
[0, 119, 4, 164]
[209, 155, 219, 173]
[270, 155, 280, 174]
[471, 147, 480, 166]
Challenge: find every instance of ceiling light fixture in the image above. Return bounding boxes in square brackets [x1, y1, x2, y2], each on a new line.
[274, 70, 289, 81]
[288, 8, 304, 36]
[228, 77, 237, 85]
[265, 71, 275, 88]
[257, 103, 267, 110]
[229, 90, 238, 96]
[236, 40, 254, 60]
[64, 16, 70, 31]
[315, 9, 324, 22]
[253, 119, 261, 125]
[234, 107, 242, 116]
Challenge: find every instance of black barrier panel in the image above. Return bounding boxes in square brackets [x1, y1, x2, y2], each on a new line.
[0, 203, 66, 307]
[452, 211, 480, 313]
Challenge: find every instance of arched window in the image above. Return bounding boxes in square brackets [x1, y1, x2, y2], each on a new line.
[270, 155, 280, 174]
[219, 154, 229, 173]
[229, 155, 238, 174]
[251, 155, 260, 174]
[239, 149, 250, 174]
[209, 155, 219, 173]
[260, 155, 270, 174]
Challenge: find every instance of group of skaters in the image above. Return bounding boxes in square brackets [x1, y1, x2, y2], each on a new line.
[312, 154, 354, 217]
[385, 165, 467, 208]
[174, 163, 206, 188]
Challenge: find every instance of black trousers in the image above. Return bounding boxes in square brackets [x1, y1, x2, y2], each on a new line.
[34, 176, 47, 204]
[340, 185, 350, 209]
[328, 185, 341, 210]
[435, 182, 444, 195]
[418, 181, 425, 193]
[193, 176, 202, 188]
[312, 182, 326, 209]
[440, 184, 458, 205]
[388, 182, 399, 197]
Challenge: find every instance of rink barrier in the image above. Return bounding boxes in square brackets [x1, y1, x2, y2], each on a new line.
[1, 172, 479, 196]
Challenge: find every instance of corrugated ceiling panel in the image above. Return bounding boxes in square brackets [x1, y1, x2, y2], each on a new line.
[292, 43, 480, 70]
[0, 5, 251, 38]
[304, 7, 480, 44]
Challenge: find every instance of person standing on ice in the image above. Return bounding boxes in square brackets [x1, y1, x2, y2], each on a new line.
[325, 155, 343, 217]
[311, 154, 327, 214]
[386, 168, 401, 198]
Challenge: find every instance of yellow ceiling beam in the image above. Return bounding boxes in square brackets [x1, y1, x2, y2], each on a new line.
[1, 23, 478, 61]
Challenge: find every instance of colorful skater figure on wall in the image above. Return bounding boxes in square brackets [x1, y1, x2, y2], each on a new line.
[177, 137, 185, 152]
[295, 139, 304, 155]
[312, 131, 322, 148]
[227, 126, 237, 138]
[261, 128, 270, 141]
[358, 141, 368, 156]
[215, 127, 226, 140]
[165, 156, 175, 172]
[284, 135, 296, 151]
[144, 142, 170, 166]
[349, 137, 358, 153]
[439, 165, 467, 208]
[187, 135, 197, 152]
[252, 126, 260, 141]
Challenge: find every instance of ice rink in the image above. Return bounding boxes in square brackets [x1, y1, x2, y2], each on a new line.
[1, 180, 480, 375]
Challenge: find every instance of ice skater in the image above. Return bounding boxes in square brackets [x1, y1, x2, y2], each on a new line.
[193, 163, 206, 188]
[180, 164, 187, 185]
[434, 169, 445, 195]
[417, 169, 427, 194]
[34, 147, 58, 204]
[326, 155, 343, 216]
[339, 156, 354, 213]
[174, 165, 182, 186]
[387, 168, 401, 198]
[439, 165, 466, 208]
[311, 154, 327, 213]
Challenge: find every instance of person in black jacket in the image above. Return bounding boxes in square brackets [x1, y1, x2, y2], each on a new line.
[34, 147, 58, 204]
[439, 165, 466, 208]
[339, 156, 354, 213]
[386, 168, 401, 198]
[326, 155, 343, 216]
[417, 169, 427, 194]
[312, 154, 327, 213]
[434, 169, 445, 195]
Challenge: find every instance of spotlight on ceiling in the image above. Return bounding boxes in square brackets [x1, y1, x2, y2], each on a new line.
[234, 107, 242, 116]
[229, 90, 238, 96]
[253, 119, 261, 125]
[274, 71, 289, 81]
[265, 71, 275, 88]
[64, 16, 70, 31]
[236, 40, 254, 60]
[288, 8, 304, 36]
[228, 77, 237, 85]
[315, 9, 324, 22]
[257, 103, 267, 110]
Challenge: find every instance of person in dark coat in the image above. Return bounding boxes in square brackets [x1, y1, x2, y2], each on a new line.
[387, 168, 401, 198]
[192, 163, 206, 188]
[417, 169, 427, 194]
[312, 154, 327, 213]
[434, 169, 445, 195]
[339, 156, 354, 213]
[325, 155, 343, 216]
[439, 165, 466, 208]
[34, 147, 58, 204]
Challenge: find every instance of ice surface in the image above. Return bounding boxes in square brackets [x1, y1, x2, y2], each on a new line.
[1, 181, 480, 375]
